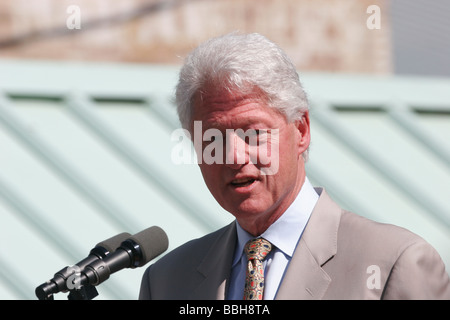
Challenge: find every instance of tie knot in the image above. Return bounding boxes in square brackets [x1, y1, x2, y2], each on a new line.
[244, 238, 272, 261]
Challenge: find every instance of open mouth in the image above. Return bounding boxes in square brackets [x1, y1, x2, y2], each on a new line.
[230, 177, 257, 188]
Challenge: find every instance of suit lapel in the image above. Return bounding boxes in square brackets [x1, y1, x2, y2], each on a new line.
[189, 221, 237, 299]
[276, 188, 341, 300]
[187, 188, 342, 300]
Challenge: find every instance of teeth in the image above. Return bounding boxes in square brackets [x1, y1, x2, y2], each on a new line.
[231, 178, 255, 185]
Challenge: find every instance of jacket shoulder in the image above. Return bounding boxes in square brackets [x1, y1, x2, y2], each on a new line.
[156, 223, 234, 267]
[331, 211, 450, 299]
[339, 210, 422, 249]
[139, 222, 235, 299]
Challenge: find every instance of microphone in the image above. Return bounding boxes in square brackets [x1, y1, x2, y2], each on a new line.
[79, 226, 168, 287]
[35, 232, 131, 300]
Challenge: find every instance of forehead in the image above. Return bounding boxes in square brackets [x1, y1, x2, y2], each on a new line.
[191, 88, 281, 128]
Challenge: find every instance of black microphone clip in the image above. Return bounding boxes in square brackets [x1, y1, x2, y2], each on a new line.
[35, 226, 168, 300]
[35, 232, 131, 300]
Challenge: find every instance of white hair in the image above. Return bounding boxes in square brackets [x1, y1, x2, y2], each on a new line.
[175, 32, 310, 157]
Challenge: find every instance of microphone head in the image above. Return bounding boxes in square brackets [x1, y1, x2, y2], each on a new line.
[96, 232, 131, 253]
[129, 226, 169, 266]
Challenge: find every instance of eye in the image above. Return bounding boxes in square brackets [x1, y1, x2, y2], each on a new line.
[252, 129, 262, 136]
[202, 128, 223, 147]
[253, 129, 270, 137]
[239, 129, 271, 146]
[256, 129, 273, 145]
[203, 134, 218, 148]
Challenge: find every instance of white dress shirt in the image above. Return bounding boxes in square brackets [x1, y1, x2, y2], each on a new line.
[227, 177, 319, 300]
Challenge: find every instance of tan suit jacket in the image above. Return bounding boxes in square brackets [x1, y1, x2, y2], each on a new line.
[139, 188, 450, 299]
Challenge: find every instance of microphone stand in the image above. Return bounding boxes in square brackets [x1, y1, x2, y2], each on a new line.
[66, 267, 99, 300]
[35, 283, 98, 300]
[35, 270, 99, 300]
[67, 285, 98, 300]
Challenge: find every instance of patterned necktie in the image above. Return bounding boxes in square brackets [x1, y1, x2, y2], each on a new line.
[243, 238, 272, 300]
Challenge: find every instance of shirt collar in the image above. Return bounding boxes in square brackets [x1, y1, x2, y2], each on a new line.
[232, 177, 319, 266]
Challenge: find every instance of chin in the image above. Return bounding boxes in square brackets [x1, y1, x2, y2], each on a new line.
[227, 200, 270, 219]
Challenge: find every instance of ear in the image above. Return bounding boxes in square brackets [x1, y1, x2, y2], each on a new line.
[294, 111, 311, 158]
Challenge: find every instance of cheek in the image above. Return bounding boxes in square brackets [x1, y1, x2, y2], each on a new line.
[199, 164, 222, 193]
[276, 136, 300, 178]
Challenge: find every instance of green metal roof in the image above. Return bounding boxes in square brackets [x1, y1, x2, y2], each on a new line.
[0, 59, 449, 299]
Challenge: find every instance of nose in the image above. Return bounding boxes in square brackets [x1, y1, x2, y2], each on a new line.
[225, 131, 249, 168]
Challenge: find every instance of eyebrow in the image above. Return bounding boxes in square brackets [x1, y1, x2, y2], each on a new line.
[202, 118, 273, 132]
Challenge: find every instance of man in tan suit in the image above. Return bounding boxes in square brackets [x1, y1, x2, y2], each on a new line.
[139, 33, 450, 300]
